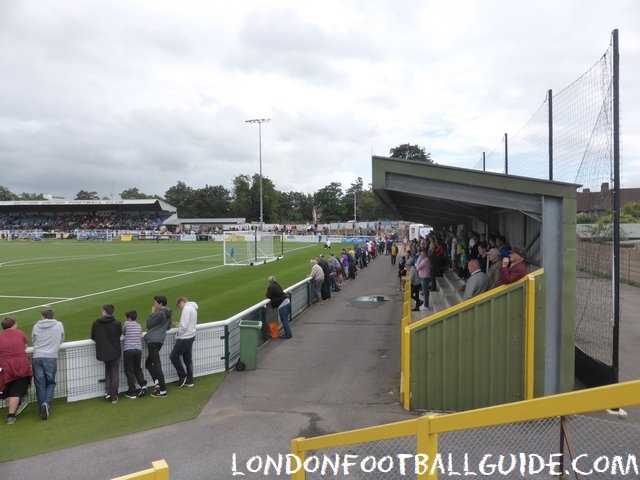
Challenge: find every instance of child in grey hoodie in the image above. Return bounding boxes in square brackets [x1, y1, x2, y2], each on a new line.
[31, 309, 65, 419]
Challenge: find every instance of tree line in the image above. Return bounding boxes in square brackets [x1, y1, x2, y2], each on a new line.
[0, 144, 434, 223]
[0, 177, 386, 223]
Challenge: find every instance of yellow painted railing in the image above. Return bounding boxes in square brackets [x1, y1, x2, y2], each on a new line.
[291, 380, 640, 479]
[112, 460, 169, 480]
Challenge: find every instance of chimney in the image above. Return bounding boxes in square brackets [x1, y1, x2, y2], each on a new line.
[601, 182, 609, 192]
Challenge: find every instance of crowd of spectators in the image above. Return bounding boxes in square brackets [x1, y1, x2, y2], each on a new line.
[400, 227, 530, 304]
[0, 212, 167, 232]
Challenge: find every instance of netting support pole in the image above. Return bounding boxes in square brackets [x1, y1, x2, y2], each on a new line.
[504, 133, 508, 174]
[612, 28, 620, 381]
[548, 89, 553, 181]
[254, 229, 258, 264]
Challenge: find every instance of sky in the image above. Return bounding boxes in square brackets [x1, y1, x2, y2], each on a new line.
[1, 0, 639, 200]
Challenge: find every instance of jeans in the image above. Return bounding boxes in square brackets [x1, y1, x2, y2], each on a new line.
[103, 358, 120, 398]
[313, 280, 323, 302]
[410, 284, 422, 309]
[32, 357, 58, 406]
[145, 342, 166, 390]
[123, 349, 147, 392]
[420, 277, 430, 307]
[170, 337, 195, 383]
[278, 302, 292, 338]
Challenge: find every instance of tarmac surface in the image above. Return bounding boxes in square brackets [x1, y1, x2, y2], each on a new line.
[2, 254, 638, 479]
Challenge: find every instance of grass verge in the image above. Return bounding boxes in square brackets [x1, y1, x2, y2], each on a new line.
[0, 372, 225, 463]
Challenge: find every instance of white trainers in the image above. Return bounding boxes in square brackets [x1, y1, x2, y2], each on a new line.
[419, 305, 429, 311]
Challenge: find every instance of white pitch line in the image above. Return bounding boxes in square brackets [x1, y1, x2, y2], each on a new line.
[118, 254, 221, 273]
[119, 270, 193, 274]
[0, 295, 72, 300]
[1, 242, 319, 316]
[1, 263, 228, 316]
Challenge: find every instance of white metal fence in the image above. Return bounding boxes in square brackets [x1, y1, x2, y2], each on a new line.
[1, 278, 312, 406]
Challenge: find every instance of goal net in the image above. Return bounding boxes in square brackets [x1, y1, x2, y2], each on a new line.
[75, 229, 113, 241]
[223, 231, 284, 266]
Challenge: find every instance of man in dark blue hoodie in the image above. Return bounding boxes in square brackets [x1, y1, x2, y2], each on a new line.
[145, 295, 172, 398]
[90, 304, 122, 404]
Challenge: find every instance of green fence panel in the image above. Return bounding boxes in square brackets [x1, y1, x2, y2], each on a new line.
[410, 281, 535, 411]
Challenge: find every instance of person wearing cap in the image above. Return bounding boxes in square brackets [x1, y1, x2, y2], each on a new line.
[499, 247, 529, 285]
[486, 247, 503, 290]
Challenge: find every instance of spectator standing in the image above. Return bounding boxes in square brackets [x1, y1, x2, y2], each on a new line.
[486, 248, 503, 290]
[265, 277, 292, 339]
[122, 310, 148, 399]
[497, 235, 512, 259]
[0, 317, 32, 424]
[145, 295, 173, 397]
[317, 254, 332, 301]
[390, 243, 399, 266]
[91, 304, 122, 404]
[31, 308, 65, 419]
[341, 250, 350, 283]
[328, 253, 342, 292]
[415, 249, 431, 311]
[462, 259, 488, 301]
[170, 297, 198, 388]
[499, 247, 529, 285]
[409, 263, 423, 311]
[476, 242, 489, 273]
[397, 255, 407, 291]
[309, 260, 325, 305]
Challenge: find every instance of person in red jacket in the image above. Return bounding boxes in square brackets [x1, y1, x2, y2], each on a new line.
[0, 317, 33, 424]
[499, 247, 529, 285]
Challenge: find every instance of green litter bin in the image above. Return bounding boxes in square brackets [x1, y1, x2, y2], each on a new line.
[237, 319, 262, 371]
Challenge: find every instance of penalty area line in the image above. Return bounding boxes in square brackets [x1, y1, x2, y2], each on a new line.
[1, 263, 227, 316]
[0, 295, 72, 300]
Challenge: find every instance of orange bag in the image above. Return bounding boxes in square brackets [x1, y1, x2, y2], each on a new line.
[268, 321, 280, 339]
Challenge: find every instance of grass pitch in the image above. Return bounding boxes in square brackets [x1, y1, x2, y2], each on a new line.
[0, 237, 323, 341]
[0, 236, 325, 462]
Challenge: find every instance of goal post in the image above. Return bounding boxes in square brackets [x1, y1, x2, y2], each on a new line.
[223, 231, 284, 266]
[75, 229, 113, 241]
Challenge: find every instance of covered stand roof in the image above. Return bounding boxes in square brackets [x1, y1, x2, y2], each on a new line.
[372, 156, 578, 228]
[0, 199, 177, 214]
[372, 155, 579, 396]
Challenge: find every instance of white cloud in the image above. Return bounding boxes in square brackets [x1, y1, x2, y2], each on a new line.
[0, 0, 638, 200]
